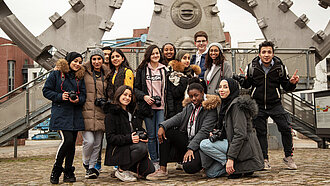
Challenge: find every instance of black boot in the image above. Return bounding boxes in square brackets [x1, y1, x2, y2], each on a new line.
[50, 165, 63, 184]
[63, 166, 76, 182]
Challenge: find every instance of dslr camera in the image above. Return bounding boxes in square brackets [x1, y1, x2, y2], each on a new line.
[232, 74, 246, 85]
[94, 98, 107, 107]
[68, 91, 77, 101]
[135, 131, 148, 140]
[209, 129, 223, 143]
[152, 96, 162, 107]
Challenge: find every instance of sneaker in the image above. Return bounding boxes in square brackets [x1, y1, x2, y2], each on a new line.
[283, 156, 297, 170]
[146, 169, 168, 180]
[175, 163, 183, 170]
[153, 162, 160, 171]
[85, 168, 99, 179]
[95, 162, 102, 171]
[115, 170, 137, 182]
[263, 159, 271, 170]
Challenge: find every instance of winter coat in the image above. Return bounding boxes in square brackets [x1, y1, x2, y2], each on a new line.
[134, 64, 168, 118]
[160, 94, 220, 164]
[225, 95, 264, 174]
[241, 56, 296, 109]
[82, 62, 110, 131]
[166, 60, 201, 118]
[43, 59, 86, 131]
[191, 53, 207, 79]
[104, 104, 144, 166]
[204, 61, 233, 95]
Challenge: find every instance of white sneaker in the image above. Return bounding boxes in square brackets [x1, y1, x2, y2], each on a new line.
[153, 162, 160, 171]
[175, 163, 183, 170]
[264, 159, 271, 170]
[283, 156, 297, 170]
[115, 170, 137, 182]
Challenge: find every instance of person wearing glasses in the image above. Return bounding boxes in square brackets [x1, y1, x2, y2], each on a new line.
[190, 31, 209, 80]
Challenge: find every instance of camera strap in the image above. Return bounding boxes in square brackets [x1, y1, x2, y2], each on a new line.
[188, 104, 202, 139]
[60, 72, 80, 94]
[92, 70, 105, 98]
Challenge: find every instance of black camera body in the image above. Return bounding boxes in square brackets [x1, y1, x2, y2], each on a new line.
[135, 131, 148, 140]
[94, 98, 107, 107]
[152, 96, 162, 107]
[209, 129, 223, 143]
[232, 74, 246, 85]
[68, 91, 77, 100]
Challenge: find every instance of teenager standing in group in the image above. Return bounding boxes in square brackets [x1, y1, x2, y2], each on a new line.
[43, 52, 86, 184]
[134, 45, 168, 169]
[204, 43, 232, 95]
[190, 31, 209, 79]
[82, 48, 110, 179]
[161, 43, 176, 66]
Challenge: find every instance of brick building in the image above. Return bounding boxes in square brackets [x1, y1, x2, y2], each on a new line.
[0, 37, 34, 101]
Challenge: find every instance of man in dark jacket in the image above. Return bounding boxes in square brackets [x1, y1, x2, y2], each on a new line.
[190, 31, 208, 79]
[240, 41, 299, 170]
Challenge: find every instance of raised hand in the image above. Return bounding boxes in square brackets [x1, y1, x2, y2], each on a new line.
[290, 69, 299, 84]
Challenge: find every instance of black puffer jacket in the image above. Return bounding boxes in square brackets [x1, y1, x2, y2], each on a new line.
[104, 104, 144, 166]
[241, 56, 296, 109]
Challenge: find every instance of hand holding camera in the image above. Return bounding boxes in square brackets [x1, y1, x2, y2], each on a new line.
[131, 132, 140, 143]
[209, 129, 224, 143]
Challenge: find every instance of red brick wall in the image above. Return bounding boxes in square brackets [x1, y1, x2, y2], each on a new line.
[0, 37, 34, 100]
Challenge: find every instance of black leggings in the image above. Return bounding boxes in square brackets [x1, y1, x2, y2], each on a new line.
[54, 130, 78, 169]
[121, 142, 155, 177]
[160, 129, 202, 174]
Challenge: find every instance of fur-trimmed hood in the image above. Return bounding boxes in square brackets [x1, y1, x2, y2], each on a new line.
[55, 58, 85, 79]
[182, 94, 221, 110]
[230, 95, 258, 118]
[168, 60, 201, 76]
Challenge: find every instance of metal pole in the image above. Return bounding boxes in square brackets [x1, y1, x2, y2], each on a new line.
[306, 50, 310, 89]
[26, 86, 30, 128]
[135, 49, 140, 69]
[231, 49, 236, 74]
[14, 137, 17, 158]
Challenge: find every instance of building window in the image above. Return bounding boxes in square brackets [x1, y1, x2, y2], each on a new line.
[33, 72, 37, 79]
[326, 58, 330, 73]
[8, 60, 15, 92]
[24, 59, 28, 65]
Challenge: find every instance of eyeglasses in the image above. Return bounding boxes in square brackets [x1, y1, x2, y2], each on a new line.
[196, 40, 207, 44]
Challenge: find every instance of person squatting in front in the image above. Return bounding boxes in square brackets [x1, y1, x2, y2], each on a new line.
[43, 52, 86, 184]
[200, 78, 264, 179]
[146, 82, 220, 180]
[104, 85, 155, 182]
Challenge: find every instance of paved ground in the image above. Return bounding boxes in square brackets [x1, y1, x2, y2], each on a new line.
[0, 138, 329, 185]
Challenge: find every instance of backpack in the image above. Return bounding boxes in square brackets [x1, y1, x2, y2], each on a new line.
[247, 56, 285, 78]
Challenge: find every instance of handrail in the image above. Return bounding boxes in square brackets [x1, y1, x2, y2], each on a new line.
[284, 92, 315, 109]
[0, 70, 52, 101]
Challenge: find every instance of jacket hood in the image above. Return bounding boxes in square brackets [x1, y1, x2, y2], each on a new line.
[83, 61, 110, 76]
[55, 58, 85, 80]
[182, 94, 221, 110]
[190, 65, 201, 75]
[169, 60, 185, 72]
[231, 95, 258, 118]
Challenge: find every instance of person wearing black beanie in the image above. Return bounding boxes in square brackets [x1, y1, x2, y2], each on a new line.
[43, 52, 86, 184]
[200, 78, 264, 179]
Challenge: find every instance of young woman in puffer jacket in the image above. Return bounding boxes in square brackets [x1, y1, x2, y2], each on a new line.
[166, 50, 201, 119]
[43, 52, 86, 184]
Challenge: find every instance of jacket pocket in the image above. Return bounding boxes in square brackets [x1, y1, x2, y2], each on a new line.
[111, 146, 117, 156]
[251, 87, 256, 98]
[276, 88, 280, 99]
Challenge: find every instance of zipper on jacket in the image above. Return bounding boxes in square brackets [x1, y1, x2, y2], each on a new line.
[251, 87, 256, 98]
[276, 88, 281, 99]
[264, 73, 267, 109]
[112, 146, 117, 156]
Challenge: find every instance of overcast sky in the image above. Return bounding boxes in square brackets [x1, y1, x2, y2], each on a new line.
[0, 0, 329, 47]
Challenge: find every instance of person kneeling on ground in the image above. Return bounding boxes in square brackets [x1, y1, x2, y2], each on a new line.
[104, 85, 155, 182]
[146, 82, 220, 180]
[200, 78, 264, 179]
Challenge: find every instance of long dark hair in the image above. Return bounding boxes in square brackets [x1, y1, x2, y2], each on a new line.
[113, 85, 136, 113]
[137, 45, 163, 70]
[205, 45, 226, 70]
[109, 48, 131, 71]
[161, 43, 176, 65]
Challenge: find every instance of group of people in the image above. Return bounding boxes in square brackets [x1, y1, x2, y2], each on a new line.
[43, 30, 300, 184]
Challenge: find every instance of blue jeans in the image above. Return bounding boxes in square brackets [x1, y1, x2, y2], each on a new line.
[200, 139, 228, 178]
[144, 109, 164, 162]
